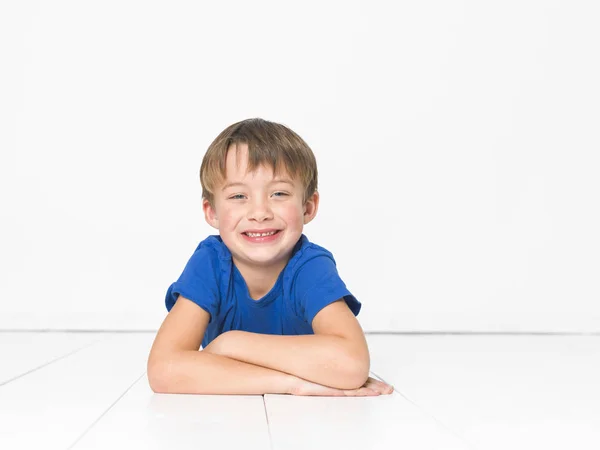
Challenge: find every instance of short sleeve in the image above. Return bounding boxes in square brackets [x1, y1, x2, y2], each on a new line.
[165, 242, 221, 323]
[293, 254, 361, 326]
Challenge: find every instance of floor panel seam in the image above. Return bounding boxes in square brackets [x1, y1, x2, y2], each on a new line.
[262, 395, 274, 450]
[370, 369, 478, 450]
[66, 371, 146, 450]
[0, 337, 104, 387]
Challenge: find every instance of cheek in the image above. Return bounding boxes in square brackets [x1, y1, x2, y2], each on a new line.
[218, 207, 240, 227]
[278, 204, 304, 224]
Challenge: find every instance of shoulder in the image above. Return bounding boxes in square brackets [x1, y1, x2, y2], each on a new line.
[283, 235, 360, 323]
[165, 235, 231, 313]
[285, 234, 337, 276]
[191, 235, 231, 264]
[176, 235, 232, 284]
[284, 235, 344, 297]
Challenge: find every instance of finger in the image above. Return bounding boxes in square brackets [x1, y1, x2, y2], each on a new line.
[374, 382, 394, 394]
[343, 387, 377, 397]
[364, 387, 381, 396]
[365, 378, 387, 390]
[366, 380, 395, 395]
[363, 382, 384, 394]
[358, 387, 381, 396]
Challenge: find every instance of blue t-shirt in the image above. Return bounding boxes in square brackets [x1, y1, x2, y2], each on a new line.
[165, 234, 360, 348]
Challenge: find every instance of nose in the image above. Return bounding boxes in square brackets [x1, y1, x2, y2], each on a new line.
[247, 197, 273, 222]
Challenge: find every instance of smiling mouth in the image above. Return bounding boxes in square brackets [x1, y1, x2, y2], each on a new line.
[241, 230, 282, 242]
[243, 230, 280, 237]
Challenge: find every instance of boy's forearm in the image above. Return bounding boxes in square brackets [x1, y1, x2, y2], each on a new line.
[206, 331, 368, 390]
[148, 349, 297, 395]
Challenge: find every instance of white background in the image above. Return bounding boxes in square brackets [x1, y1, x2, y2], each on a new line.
[1, 1, 598, 332]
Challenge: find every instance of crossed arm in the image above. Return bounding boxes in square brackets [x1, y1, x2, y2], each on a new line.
[203, 299, 371, 390]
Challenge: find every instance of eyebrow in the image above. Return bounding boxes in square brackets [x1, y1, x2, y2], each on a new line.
[221, 178, 295, 191]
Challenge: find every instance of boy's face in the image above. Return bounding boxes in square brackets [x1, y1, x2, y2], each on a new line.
[202, 144, 319, 273]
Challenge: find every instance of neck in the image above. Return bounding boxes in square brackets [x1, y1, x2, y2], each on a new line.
[233, 257, 289, 300]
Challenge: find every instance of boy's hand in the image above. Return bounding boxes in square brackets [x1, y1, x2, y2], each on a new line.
[290, 376, 394, 397]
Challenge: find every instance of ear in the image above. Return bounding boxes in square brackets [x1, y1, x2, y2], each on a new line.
[202, 198, 219, 230]
[303, 191, 319, 225]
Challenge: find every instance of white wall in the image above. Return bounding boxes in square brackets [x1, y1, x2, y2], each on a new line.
[1, 1, 598, 332]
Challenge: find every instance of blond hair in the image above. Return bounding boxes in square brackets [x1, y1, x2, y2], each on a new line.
[200, 118, 318, 206]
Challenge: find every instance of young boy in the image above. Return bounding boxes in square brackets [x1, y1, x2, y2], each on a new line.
[147, 118, 393, 397]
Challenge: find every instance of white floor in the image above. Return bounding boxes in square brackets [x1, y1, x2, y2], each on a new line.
[0, 333, 598, 450]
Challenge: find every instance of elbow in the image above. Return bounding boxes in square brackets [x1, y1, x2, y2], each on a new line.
[337, 353, 370, 390]
[326, 339, 371, 390]
[147, 362, 168, 393]
[147, 370, 167, 394]
[348, 361, 371, 390]
[147, 355, 175, 394]
[348, 342, 371, 389]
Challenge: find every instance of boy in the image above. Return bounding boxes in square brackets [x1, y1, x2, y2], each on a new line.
[147, 118, 393, 396]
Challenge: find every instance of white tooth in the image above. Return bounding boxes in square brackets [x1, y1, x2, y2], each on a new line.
[247, 231, 276, 237]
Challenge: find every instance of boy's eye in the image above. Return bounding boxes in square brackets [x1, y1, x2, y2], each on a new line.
[228, 192, 289, 200]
